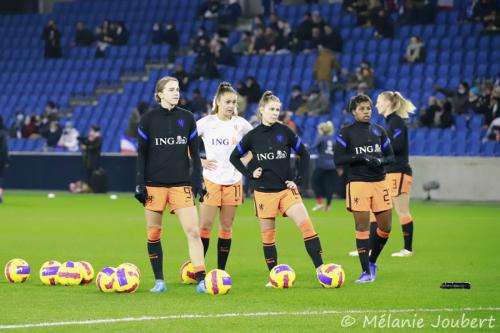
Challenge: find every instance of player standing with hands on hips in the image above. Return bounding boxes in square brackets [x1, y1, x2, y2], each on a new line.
[334, 94, 395, 283]
[230, 91, 325, 286]
[196, 82, 253, 270]
[134, 76, 208, 293]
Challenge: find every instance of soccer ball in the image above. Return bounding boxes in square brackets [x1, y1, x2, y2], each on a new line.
[57, 261, 83, 286]
[114, 266, 140, 293]
[317, 263, 345, 288]
[118, 263, 141, 279]
[269, 264, 296, 288]
[204, 269, 232, 295]
[179, 260, 196, 284]
[39, 260, 61, 285]
[4, 258, 30, 283]
[96, 267, 116, 293]
[79, 261, 95, 284]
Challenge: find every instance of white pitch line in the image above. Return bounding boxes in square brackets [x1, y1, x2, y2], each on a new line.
[1, 307, 499, 330]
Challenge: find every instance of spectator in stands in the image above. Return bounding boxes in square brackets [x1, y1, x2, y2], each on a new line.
[164, 22, 179, 64]
[264, 27, 279, 52]
[344, 0, 370, 26]
[314, 46, 341, 95]
[113, 22, 129, 45]
[322, 25, 343, 53]
[58, 122, 80, 152]
[217, 0, 242, 28]
[173, 64, 191, 92]
[296, 86, 330, 115]
[73, 21, 94, 47]
[286, 32, 304, 53]
[252, 27, 267, 54]
[472, 0, 498, 22]
[435, 81, 470, 114]
[373, 9, 394, 38]
[278, 111, 297, 133]
[245, 77, 262, 104]
[308, 27, 323, 50]
[484, 116, 500, 141]
[178, 96, 192, 110]
[288, 85, 305, 112]
[311, 10, 326, 30]
[43, 101, 59, 120]
[353, 62, 375, 94]
[198, 0, 222, 19]
[296, 12, 313, 42]
[191, 89, 209, 115]
[485, 86, 500, 126]
[42, 19, 62, 59]
[21, 115, 39, 139]
[215, 41, 235, 66]
[400, 0, 436, 24]
[482, 9, 500, 33]
[466, 86, 484, 114]
[0, 116, 8, 204]
[403, 36, 426, 63]
[151, 22, 163, 45]
[419, 97, 453, 128]
[94, 26, 108, 58]
[9, 112, 24, 138]
[233, 31, 252, 54]
[43, 120, 62, 151]
[192, 46, 219, 79]
[191, 27, 209, 54]
[126, 102, 149, 138]
[80, 124, 102, 183]
[236, 81, 248, 115]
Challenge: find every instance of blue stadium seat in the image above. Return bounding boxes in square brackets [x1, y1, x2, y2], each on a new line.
[454, 115, 467, 131]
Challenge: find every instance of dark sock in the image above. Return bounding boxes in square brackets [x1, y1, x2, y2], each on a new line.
[368, 221, 378, 251]
[370, 229, 390, 263]
[402, 222, 413, 251]
[201, 237, 210, 256]
[217, 238, 232, 270]
[304, 235, 324, 268]
[147, 240, 163, 280]
[263, 243, 277, 271]
[195, 270, 206, 283]
[356, 238, 370, 274]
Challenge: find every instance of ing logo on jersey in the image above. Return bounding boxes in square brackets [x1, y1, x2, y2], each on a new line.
[256, 150, 287, 161]
[354, 144, 381, 154]
[154, 136, 188, 145]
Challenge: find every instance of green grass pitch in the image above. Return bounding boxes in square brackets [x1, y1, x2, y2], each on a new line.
[0, 191, 499, 332]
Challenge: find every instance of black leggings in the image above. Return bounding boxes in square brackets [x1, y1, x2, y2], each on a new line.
[312, 168, 337, 204]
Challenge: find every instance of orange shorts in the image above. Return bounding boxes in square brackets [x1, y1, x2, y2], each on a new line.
[386, 172, 412, 197]
[253, 189, 302, 219]
[346, 180, 392, 213]
[203, 178, 243, 207]
[145, 186, 194, 213]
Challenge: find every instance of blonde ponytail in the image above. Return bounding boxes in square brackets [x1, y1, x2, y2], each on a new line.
[378, 91, 415, 118]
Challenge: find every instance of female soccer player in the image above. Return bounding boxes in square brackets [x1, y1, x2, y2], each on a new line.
[334, 94, 395, 283]
[197, 82, 253, 270]
[311, 121, 336, 212]
[230, 91, 325, 286]
[135, 76, 207, 293]
[376, 91, 416, 257]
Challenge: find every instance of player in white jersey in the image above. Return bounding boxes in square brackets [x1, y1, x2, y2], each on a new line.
[196, 82, 253, 270]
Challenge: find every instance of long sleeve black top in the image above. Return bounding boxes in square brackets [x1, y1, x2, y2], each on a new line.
[136, 105, 202, 188]
[230, 122, 310, 192]
[334, 121, 394, 183]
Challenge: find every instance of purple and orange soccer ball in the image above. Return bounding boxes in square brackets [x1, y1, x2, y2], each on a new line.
[4, 258, 31, 283]
[269, 264, 296, 288]
[317, 263, 345, 288]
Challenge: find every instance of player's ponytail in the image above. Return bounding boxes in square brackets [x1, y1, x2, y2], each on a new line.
[378, 91, 415, 119]
[212, 81, 238, 115]
[257, 90, 281, 121]
[154, 76, 179, 103]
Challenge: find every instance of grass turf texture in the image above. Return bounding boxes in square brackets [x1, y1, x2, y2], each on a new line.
[0, 191, 499, 332]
